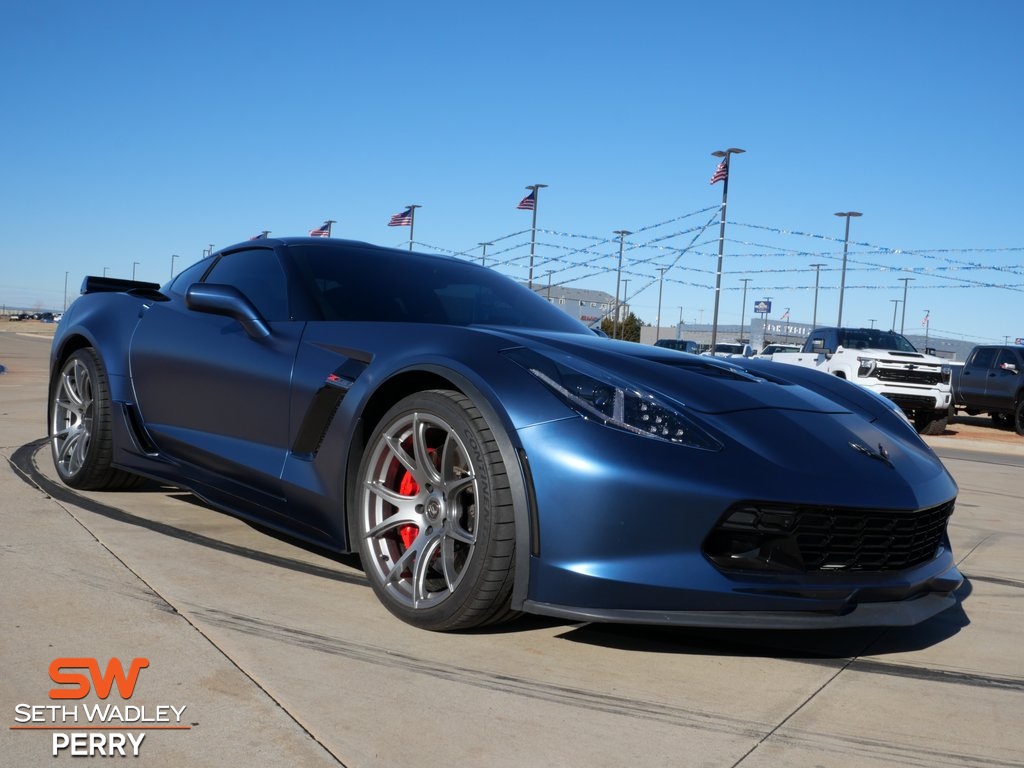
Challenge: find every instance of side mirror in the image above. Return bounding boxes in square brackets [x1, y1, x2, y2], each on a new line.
[185, 283, 270, 339]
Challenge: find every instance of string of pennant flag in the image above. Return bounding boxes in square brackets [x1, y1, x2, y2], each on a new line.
[243, 174, 1023, 304]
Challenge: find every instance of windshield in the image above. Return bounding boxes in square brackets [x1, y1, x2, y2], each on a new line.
[837, 329, 918, 352]
[287, 243, 590, 333]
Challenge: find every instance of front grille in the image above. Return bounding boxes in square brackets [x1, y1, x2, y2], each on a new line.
[886, 394, 937, 410]
[704, 500, 954, 573]
[875, 368, 942, 385]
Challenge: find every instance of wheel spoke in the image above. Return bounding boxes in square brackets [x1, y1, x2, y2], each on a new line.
[363, 497, 419, 538]
[413, 534, 449, 603]
[383, 433, 418, 481]
[412, 413, 442, 486]
[364, 479, 419, 514]
[383, 545, 417, 586]
[438, 536, 462, 589]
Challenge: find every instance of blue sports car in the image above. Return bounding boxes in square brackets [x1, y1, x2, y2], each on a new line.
[48, 237, 962, 630]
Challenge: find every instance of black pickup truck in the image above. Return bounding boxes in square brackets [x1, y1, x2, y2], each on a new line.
[952, 345, 1024, 435]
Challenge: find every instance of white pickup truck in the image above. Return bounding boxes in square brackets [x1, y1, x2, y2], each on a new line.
[768, 327, 953, 435]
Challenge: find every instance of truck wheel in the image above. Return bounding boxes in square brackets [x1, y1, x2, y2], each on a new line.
[1015, 400, 1024, 437]
[914, 408, 949, 436]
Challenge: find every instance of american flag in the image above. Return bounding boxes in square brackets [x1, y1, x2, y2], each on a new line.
[709, 161, 728, 185]
[780, 309, 790, 321]
[517, 190, 536, 210]
[388, 207, 414, 227]
[309, 221, 331, 237]
[249, 231, 268, 240]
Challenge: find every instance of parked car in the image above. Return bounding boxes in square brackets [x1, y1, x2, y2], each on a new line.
[654, 338, 700, 354]
[49, 238, 961, 630]
[702, 342, 754, 358]
[758, 343, 801, 357]
[952, 344, 1024, 434]
[770, 327, 953, 435]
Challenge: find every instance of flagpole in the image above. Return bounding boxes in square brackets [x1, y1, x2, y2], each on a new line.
[325, 220, 336, 237]
[404, 205, 420, 251]
[709, 148, 744, 353]
[525, 184, 547, 288]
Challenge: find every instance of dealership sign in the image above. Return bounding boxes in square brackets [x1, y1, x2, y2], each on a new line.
[10, 657, 190, 757]
[753, 300, 772, 314]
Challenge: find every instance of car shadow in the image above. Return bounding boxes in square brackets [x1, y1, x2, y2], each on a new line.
[554, 579, 971, 659]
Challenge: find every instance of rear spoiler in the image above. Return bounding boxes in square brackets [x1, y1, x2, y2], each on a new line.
[81, 276, 163, 296]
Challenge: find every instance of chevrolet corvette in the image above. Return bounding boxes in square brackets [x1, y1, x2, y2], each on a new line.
[48, 237, 962, 630]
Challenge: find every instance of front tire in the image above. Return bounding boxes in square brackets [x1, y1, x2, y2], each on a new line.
[50, 348, 139, 490]
[356, 390, 516, 630]
[914, 407, 949, 436]
[1015, 399, 1024, 437]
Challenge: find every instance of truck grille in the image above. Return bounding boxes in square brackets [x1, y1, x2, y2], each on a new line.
[874, 368, 943, 385]
[704, 500, 954, 573]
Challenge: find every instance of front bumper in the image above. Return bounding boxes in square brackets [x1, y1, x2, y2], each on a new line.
[516, 410, 960, 628]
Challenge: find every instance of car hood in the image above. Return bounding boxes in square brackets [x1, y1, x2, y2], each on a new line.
[490, 329, 850, 416]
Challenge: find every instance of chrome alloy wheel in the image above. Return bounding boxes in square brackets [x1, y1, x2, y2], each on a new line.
[361, 409, 480, 611]
[51, 355, 95, 480]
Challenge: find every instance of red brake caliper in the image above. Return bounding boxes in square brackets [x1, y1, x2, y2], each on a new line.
[397, 470, 419, 549]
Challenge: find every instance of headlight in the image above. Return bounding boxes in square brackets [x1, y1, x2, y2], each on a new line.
[941, 365, 952, 384]
[856, 356, 877, 378]
[503, 348, 722, 451]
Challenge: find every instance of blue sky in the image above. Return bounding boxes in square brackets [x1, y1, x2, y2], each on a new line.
[3, 0, 1022, 344]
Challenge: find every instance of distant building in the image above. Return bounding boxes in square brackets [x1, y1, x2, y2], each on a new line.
[528, 285, 623, 327]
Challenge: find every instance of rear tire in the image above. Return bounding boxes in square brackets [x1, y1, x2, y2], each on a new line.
[356, 390, 516, 630]
[1015, 399, 1024, 437]
[50, 348, 140, 490]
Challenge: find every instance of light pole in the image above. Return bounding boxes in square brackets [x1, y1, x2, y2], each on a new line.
[478, 242, 492, 266]
[890, 299, 901, 330]
[834, 211, 862, 326]
[622, 279, 630, 339]
[545, 270, 554, 301]
[809, 263, 825, 329]
[655, 267, 667, 342]
[739, 278, 751, 343]
[710, 148, 745, 351]
[524, 183, 547, 288]
[898, 277, 914, 334]
[132, 261, 140, 280]
[103, 266, 109, 277]
[63, 271, 69, 312]
[677, 306, 684, 340]
[869, 318, 877, 328]
[613, 230, 631, 339]
[923, 310, 930, 348]
[170, 254, 179, 280]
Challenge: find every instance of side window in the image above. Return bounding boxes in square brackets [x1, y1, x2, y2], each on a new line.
[995, 349, 1019, 371]
[169, 258, 214, 297]
[970, 348, 996, 370]
[204, 249, 289, 321]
